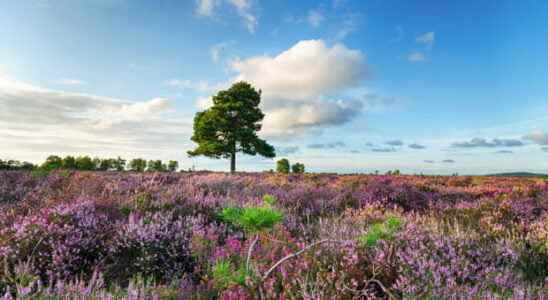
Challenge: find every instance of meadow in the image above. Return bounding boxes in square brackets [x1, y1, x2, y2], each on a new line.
[0, 171, 546, 299]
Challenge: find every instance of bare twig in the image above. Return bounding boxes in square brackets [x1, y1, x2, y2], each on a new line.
[261, 239, 343, 281]
[246, 234, 260, 272]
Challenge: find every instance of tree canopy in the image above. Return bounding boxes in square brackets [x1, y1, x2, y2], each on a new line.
[276, 159, 290, 174]
[188, 81, 275, 172]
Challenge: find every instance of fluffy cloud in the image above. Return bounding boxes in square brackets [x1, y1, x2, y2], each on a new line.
[408, 143, 426, 149]
[408, 52, 425, 62]
[416, 31, 435, 48]
[451, 138, 524, 148]
[227, 39, 367, 136]
[0, 75, 189, 161]
[523, 129, 548, 145]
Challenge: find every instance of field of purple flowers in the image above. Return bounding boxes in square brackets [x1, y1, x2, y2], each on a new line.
[0, 171, 546, 299]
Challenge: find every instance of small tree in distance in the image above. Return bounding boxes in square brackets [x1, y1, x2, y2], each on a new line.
[276, 159, 290, 174]
[168, 160, 179, 172]
[147, 160, 166, 172]
[187, 82, 276, 173]
[129, 158, 147, 172]
[291, 162, 305, 174]
[75, 156, 95, 170]
[41, 155, 63, 171]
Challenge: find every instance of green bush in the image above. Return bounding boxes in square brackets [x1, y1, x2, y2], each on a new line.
[212, 260, 248, 289]
[219, 195, 283, 232]
[359, 215, 404, 247]
[276, 159, 290, 174]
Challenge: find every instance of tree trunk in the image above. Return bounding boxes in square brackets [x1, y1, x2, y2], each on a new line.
[230, 150, 236, 173]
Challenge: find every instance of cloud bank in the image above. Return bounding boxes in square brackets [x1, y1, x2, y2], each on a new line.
[0, 74, 189, 160]
[451, 138, 524, 148]
[228, 39, 367, 136]
[523, 130, 548, 145]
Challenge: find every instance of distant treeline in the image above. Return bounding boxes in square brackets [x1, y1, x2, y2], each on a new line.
[0, 156, 179, 172]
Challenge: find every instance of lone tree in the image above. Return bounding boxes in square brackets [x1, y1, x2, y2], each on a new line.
[188, 82, 275, 173]
[276, 158, 290, 174]
[291, 162, 305, 174]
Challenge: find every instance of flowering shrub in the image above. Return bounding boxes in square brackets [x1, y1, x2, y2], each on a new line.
[0, 171, 546, 299]
[0, 199, 111, 281]
[106, 212, 195, 283]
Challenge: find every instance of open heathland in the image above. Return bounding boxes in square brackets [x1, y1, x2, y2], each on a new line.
[0, 171, 546, 299]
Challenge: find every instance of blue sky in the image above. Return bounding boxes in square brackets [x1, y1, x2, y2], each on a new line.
[1, 0, 547, 174]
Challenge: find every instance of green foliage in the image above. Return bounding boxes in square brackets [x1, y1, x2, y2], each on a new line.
[0, 159, 36, 171]
[291, 162, 305, 173]
[188, 81, 275, 172]
[516, 238, 548, 282]
[129, 158, 147, 172]
[276, 158, 290, 174]
[75, 156, 95, 170]
[219, 195, 283, 232]
[41, 155, 63, 171]
[147, 160, 167, 172]
[119, 205, 133, 217]
[61, 156, 77, 169]
[238, 207, 283, 232]
[262, 194, 277, 206]
[359, 215, 404, 247]
[98, 158, 114, 171]
[167, 160, 179, 172]
[212, 260, 248, 289]
[112, 157, 127, 171]
[135, 193, 155, 212]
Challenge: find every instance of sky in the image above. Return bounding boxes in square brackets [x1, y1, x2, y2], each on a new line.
[1, 0, 547, 174]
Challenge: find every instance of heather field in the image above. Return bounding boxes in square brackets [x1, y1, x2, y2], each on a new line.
[0, 171, 547, 299]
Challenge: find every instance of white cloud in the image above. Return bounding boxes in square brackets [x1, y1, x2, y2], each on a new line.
[523, 129, 548, 145]
[196, 0, 257, 33]
[227, 0, 257, 33]
[230, 40, 364, 101]
[416, 31, 435, 48]
[54, 78, 87, 85]
[307, 9, 324, 28]
[223, 39, 367, 136]
[228, 0, 250, 11]
[0, 74, 190, 161]
[196, 96, 213, 110]
[195, 0, 219, 17]
[408, 52, 425, 62]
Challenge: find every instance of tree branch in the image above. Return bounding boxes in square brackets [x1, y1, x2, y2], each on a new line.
[246, 234, 260, 272]
[261, 239, 344, 281]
